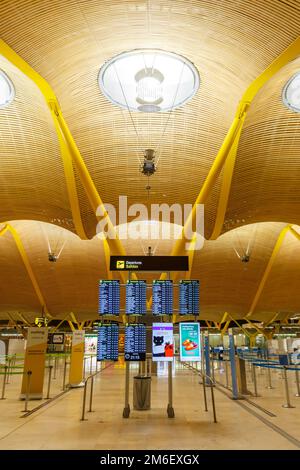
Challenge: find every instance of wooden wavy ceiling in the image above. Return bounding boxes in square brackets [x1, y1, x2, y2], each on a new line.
[0, 220, 299, 323]
[0, 1, 300, 321]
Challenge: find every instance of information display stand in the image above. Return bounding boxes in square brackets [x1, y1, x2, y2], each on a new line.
[122, 271, 176, 419]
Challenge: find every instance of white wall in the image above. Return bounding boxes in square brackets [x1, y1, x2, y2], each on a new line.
[8, 338, 25, 355]
[0, 340, 6, 364]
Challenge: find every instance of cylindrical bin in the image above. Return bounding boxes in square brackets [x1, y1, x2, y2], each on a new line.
[133, 376, 151, 410]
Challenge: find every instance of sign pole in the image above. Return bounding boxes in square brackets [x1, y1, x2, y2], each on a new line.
[204, 331, 211, 385]
[123, 361, 130, 418]
[228, 328, 239, 399]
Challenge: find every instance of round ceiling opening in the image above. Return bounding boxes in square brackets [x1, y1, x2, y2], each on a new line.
[98, 49, 200, 112]
[282, 72, 300, 113]
[0, 70, 15, 108]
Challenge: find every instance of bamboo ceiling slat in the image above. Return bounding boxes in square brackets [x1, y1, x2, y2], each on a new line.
[0, 2, 300, 320]
[223, 57, 300, 234]
[190, 222, 287, 321]
[1, 220, 300, 322]
[1, 1, 299, 237]
[0, 57, 74, 231]
[255, 227, 300, 315]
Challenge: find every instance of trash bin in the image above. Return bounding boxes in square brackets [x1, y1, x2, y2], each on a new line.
[133, 376, 151, 410]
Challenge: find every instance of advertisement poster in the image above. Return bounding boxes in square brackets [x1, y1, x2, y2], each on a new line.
[69, 330, 85, 387]
[179, 322, 201, 362]
[152, 323, 174, 362]
[20, 327, 48, 399]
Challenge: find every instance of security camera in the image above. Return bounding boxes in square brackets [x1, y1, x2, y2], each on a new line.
[141, 149, 157, 176]
[48, 252, 58, 262]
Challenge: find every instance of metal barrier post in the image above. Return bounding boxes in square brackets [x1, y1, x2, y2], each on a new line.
[6, 358, 11, 384]
[282, 366, 295, 408]
[225, 359, 229, 388]
[210, 380, 217, 423]
[90, 355, 93, 375]
[295, 367, 300, 397]
[62, 357, 68, 390]
[167, 361, 175, 418]
[83, 356, 86, 378]
[53, 356, 58, 380]
[266, 365, 273, 389]
[1, 365, 8, 399]
[252, 363, 259, 397]
[123, 361, 130, 418]
[210, 351, 215, 382]
[46, 365, 53, 399]
[204, 331, 211, 385]
[201, 370, 208, 412]
[22, 371, 32, 412]
[88, 376, 94, 412]
[80, 380, 88, 421]
[228, 329, 239, 399]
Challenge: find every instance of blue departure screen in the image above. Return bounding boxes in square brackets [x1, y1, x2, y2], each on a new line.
[152, 280, 173, 315]
[124, 324, 146, 361]
[125, 280, 147, 315]
[179, 280, 200, 315]
[98, 280, 120, 315]
[97, 324, 119, 361]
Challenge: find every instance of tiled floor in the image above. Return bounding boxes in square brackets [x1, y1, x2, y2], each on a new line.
[0, 359, 299, 450]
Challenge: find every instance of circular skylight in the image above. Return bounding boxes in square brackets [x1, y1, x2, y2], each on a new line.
[282, 72, 300, 113]
[0, 70, 15, 108]
[98, 49, 200, 112]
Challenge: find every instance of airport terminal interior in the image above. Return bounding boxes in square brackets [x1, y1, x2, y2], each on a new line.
[1, 0, 300, 452]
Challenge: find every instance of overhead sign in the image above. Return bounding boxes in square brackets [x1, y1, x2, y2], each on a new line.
[152, 323, 174, 362]
[110, 256, 189, 271]
[179, 322, 201, 362]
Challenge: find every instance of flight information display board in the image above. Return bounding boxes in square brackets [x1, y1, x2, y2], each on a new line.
[126, 280, 147, 315]
[98, 280, 120, 315]
[97, 323, 119, 361]
[152, 280, 173, 315]
[124, 324, 146, 361]
[179, 280, 199, 315]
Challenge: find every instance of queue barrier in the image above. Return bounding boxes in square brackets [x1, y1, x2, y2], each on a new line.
[80, 362, 112, 421]
[182, 361, 217, 423]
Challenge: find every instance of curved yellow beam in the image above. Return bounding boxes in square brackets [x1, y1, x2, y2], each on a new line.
[246, 224, 300, 318]
[170, 104, 248, 257]
[0, 39, 129, 256]
[0, 39, 88, 240]
[0, 223, 51, 318]
[210, 36, 300, 240]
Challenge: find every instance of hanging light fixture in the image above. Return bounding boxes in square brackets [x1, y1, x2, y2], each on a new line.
[98, 49, 200, 112]
[282, 72, 300, 113]
[0, 70, 15, 108]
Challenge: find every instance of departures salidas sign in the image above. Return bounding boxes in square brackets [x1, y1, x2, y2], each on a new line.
[99, 453, 200, 466]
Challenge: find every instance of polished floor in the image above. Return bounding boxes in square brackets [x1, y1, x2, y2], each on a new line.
[0, 359, 299, 450]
